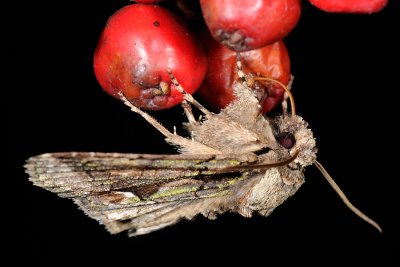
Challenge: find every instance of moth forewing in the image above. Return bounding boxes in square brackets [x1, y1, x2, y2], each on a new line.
[25, 151, 299, 235]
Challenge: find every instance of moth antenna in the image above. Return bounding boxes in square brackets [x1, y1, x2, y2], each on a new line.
[314, 161, 382, 233]
[248, 76, 296, 116]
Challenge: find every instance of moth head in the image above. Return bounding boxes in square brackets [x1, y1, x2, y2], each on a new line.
[250, 76, 317, 167]
[273, 115, 317, 167]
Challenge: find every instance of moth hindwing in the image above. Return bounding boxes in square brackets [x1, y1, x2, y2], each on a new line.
[25, 71, 318, 236]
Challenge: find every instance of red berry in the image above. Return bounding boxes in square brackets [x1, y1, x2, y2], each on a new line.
[309, 0, 388, 14]
[94, 4, 207, 110]
[197, 35, 290, 114]
[133, 0, 167, 3]
[200, 0, 301, 51]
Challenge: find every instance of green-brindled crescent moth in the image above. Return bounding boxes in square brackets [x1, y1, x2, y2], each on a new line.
[25, 56, 381, 236]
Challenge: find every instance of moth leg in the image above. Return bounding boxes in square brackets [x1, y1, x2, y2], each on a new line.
[181, 101, 199, 126]
[236, 52, 250, 87]
[119, 92, 221, 154]
[119, 92, 176, 138]
[167, 71, 211, 116]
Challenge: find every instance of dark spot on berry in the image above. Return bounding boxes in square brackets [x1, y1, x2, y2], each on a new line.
[153, 21, 160, 27]
[276, 132, 295, 149]
[215, 29, 248, 51]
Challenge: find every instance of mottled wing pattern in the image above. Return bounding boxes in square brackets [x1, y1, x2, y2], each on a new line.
[25, 152, 259, 235]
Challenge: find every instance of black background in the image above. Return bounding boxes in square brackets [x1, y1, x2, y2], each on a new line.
[6, 0, 399, 265]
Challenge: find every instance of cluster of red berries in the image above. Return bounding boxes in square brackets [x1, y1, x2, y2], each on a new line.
[94, 0, 388, 113]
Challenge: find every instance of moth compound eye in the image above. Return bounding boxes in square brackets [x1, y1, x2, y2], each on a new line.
[277, 132, 296, 149]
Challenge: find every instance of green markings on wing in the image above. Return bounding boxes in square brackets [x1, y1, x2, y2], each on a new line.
[150, 186, 200, 200]
[126, 196, 141, 204]
[147, 174, 247, 201]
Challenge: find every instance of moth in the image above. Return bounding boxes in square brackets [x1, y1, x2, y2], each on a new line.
[25, 57, 381, 236]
